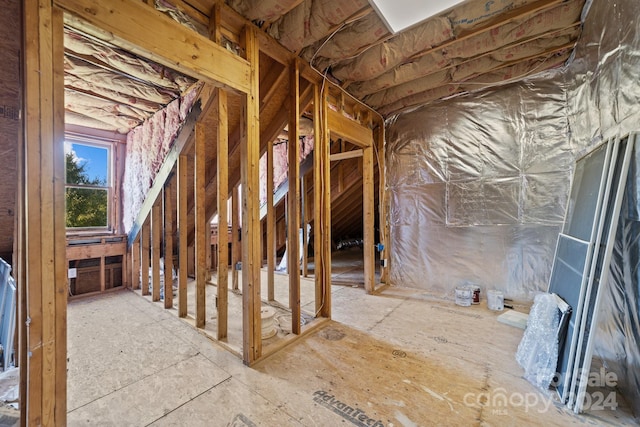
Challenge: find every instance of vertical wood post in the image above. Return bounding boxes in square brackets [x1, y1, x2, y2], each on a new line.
[375, 123, 388, 284]
[240, 25, 261, 364]
[288, 59, 301, 334]
[164, 183, 174, 308]
[195, 122, 207, 328]
[132, 237, 140, 290]
[141, 218, 150, 296]
[178, 155, 188, 317]
[313, 85, 324, 317]
[216, 88, 229, 340]
[151, 201, 161, 302]
[22, 2, 67, 423]
[363, 146, 375, 293]
[266, 139, 275, 301]
[302, 175, 308, 277]
[231, 185, 240, 291]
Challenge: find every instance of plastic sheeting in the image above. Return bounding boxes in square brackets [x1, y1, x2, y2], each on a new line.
[386, 0, 640, 417]
[516, 293, 560, 391]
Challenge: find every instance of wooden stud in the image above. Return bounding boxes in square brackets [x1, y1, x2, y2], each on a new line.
[100, 256, 106, 293]
[208, 2, 222, 45]
[178, 155, 188, 317]
[53, 6, 67, 424]
[132, 237, 141, 290]
[375, 123, 389, 284]
[321, 88, 332, 318]
[141, 218, 150, 296]
[152, 202, 161, 302]
[363, 146, 375, 293]
[195, 122, 207, 328]
[313, 85, 330, 318]
[240, 25, 261, 364]
[164, 184, 174, 309]
[205, 220, 212, 279]
[267, 139, 275, 301]
[22, 2, 67, 422]
[231, 184, 240, 291]
[288, 59, 301, 334]
[301, 175, 308, 278]
[216, 88, 229, 340]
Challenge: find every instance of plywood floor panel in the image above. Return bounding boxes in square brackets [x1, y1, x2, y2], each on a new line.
[67, 281, 635, 426]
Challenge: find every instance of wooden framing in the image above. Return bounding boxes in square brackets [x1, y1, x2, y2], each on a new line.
[216, 88, 229, 340]
[314, 85, 331, 318]
[164, 183, 174, 309]
[240, 25, 262, 364]
[288, 59, 301, 334]
[22, 2, 67, 423]
[330, 149, 363, 161]
[301, 175, 309, 277]
[195, 122, 207, 328]
[178, 155, 189, 317]
[326, 94, 377, 294]
[375, 124, 389, 284]
[362, 146, 375, 293]
[20, 0, 384, 418]
[151, 202, 161, 302]
[231, 185, 241, 291]
[266, 139, 276, 301]
[57, 0, 252, 94]
[132, 236, 141, 290]
[141, 218, 150, 296]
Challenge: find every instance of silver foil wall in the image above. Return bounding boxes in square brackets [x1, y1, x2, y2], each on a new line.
[386, 0, 639, 417]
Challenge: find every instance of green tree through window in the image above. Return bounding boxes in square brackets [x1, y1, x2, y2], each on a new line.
[65, 149, 109, 228]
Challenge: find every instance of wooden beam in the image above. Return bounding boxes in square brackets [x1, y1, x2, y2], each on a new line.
[57, 0, 251, 93]
[216, 88, 229, 340]
[301, 175, 308, 278]
[375, 123, 388, 284]
[178, 155, 188, 317]
[363, 146, 375, 293]
[195, 122, 207, 328]
[208, 2, 222, 45]
[22, 3, 68, 422]
[266, 139, 275, 301]
[152, 201, 162, 302]
[164, 183, 174, 309]
[231, 184, 240, 291]
[327, 109, 372, 148]
[330, 149, 363, 162]
[288, 59, 301, 334]
[321, 87, 332, 318]
[132, 237, 141, 289]
[100, 255, 106, 293]
[205, 220, 212, 280]
[141, 218, 150, 296]
[240, 25, 261, 364]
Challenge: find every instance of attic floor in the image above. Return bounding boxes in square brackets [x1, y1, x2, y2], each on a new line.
[67, 258, 635, 426]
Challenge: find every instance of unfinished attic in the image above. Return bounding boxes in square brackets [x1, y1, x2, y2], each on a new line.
[1, 0, 640, 424]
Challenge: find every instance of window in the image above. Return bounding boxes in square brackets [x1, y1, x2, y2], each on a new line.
[65, 140, 111, 230]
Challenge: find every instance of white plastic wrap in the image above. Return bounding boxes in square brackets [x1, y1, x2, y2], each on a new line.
[516, 293, 560, 391]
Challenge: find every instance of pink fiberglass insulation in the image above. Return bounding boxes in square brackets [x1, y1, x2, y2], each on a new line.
[259, 136, 315, 205]
[122, 91, 197, 232]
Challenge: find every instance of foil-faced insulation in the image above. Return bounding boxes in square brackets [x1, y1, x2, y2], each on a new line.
[386, 0, 640, 417]
[386, 82, 572, 301]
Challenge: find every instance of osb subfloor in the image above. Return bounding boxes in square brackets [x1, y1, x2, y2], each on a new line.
[67, 258, 637, 426]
